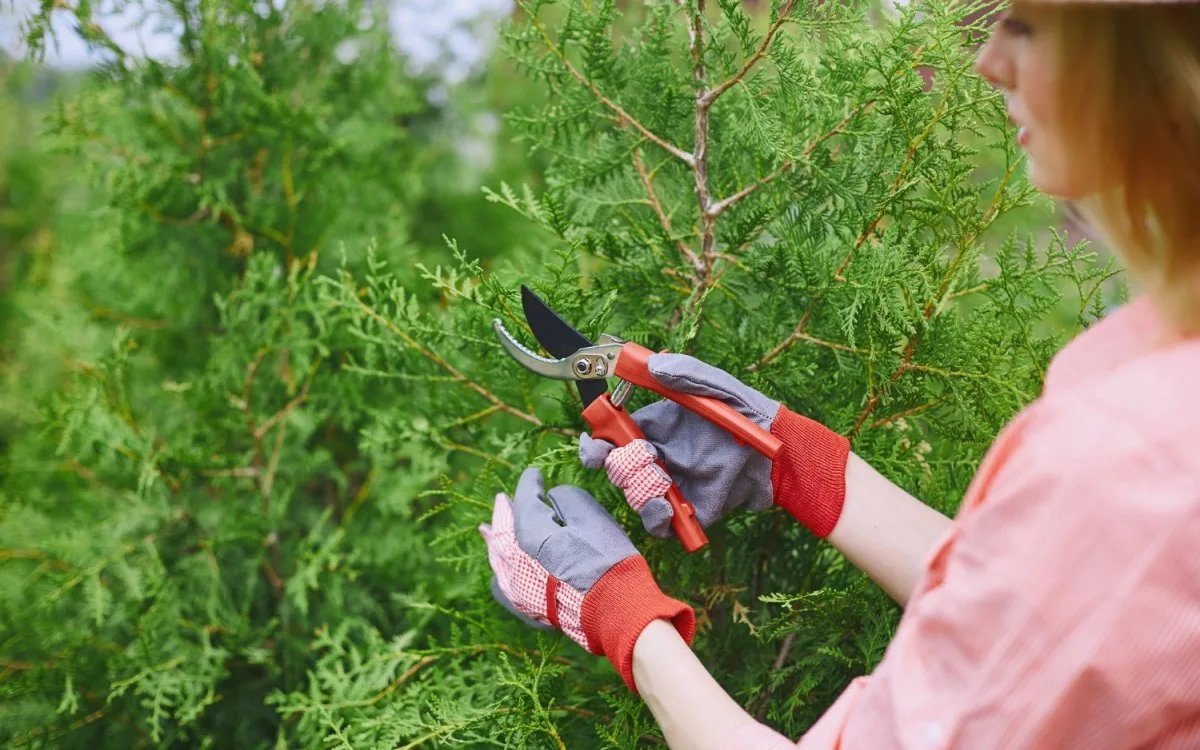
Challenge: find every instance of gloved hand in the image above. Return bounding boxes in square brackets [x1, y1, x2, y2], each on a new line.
[579, 353, 850, 539]
[479, 466, 695, 692]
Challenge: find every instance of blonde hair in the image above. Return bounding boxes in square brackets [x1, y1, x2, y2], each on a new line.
[1051, 3, 1200, 335]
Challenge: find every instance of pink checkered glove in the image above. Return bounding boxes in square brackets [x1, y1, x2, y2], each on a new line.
[479, 467, 695, 691]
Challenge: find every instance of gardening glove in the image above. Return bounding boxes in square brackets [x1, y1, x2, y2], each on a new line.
[479, 466, 695, 692]
[579, 353, 850, 539]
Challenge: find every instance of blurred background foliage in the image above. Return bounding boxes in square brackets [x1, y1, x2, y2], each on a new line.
[0, 0, 1120, 747]
[1, 2, 553, 743]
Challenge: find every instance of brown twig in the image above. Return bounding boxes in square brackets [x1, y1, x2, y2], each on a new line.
[254, 380, 311, 441]
[702, 0, 798, 107]
[688, 0, 715, 265]
[752, 632, 797, 721]
[849, 335, 920, 438]
[847, 159, 1019, 437]
[201, 466, 260, 479]
[523, 6, 694, 166]
[0, 548, 71, 571]
[708, 100, 876, 219]
[869, 397, 946, 430]
[89, 307, 169, 330]
[789, 331, 869, 355]
[261, 414, 289, 501]
[665, 0, 722, 330]
[350, 295, 562, 434]
[633, 146, 704, 276]
[260, 545, 284, 599]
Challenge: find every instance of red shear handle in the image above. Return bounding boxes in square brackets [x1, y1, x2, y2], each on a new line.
[582, 395, 708, 552]
[614, 343, 784, 459]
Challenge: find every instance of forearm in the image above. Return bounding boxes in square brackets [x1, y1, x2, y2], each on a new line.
[824, 452, 952, 606]
[632, 619, 763, 750]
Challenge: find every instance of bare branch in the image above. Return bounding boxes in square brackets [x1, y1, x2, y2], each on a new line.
[254, 377, 313, 440]
[668, 0, 724, 331]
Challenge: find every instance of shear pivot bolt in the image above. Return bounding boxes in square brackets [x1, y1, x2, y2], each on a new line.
[574, 359, 592, 376]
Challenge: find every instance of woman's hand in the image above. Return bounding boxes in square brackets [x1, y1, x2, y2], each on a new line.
[581, 355, 952, 606]
[579, 353, 850, 539]
[479, 466, 695, 691]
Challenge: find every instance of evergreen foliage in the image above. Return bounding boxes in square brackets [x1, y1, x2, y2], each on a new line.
[2, 0, 1123, 747]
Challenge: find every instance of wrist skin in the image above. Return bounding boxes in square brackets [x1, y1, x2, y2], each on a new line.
[632, 618, 755, 749]
[827, 452, 952, 606]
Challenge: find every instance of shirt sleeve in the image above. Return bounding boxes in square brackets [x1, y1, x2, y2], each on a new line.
[834, 410, 1200, 749]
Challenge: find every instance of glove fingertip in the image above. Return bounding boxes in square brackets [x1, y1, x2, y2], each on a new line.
[641, 496, 676, 539]
[579, 432, 615, 470]
[649, 524, 674, 539]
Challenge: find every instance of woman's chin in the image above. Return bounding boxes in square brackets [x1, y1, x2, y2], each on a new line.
[1027, 161, 1085, 201]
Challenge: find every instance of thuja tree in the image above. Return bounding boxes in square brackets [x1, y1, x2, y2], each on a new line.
[18, 0, 428, 370]
[0, 1, 1123, 750]
[285, 0, 1119, 745]
[2, 0, 431, 746]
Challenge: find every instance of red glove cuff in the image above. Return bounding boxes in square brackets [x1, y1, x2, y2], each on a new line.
[769, 406, 851, 538]
[580, 554, 695, 693]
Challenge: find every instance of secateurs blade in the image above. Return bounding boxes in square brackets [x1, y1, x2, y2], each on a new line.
[492, 285, 784, 552]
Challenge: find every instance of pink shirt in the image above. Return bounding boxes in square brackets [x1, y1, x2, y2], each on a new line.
[726, 296, 1200, 749]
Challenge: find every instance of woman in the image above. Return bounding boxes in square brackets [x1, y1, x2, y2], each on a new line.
[480, 1, 1200, 747]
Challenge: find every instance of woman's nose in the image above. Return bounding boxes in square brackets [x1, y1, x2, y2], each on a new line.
[975, 36, 1012, 91]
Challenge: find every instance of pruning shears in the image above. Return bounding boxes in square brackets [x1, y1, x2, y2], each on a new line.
[492, 286, 783, 552]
